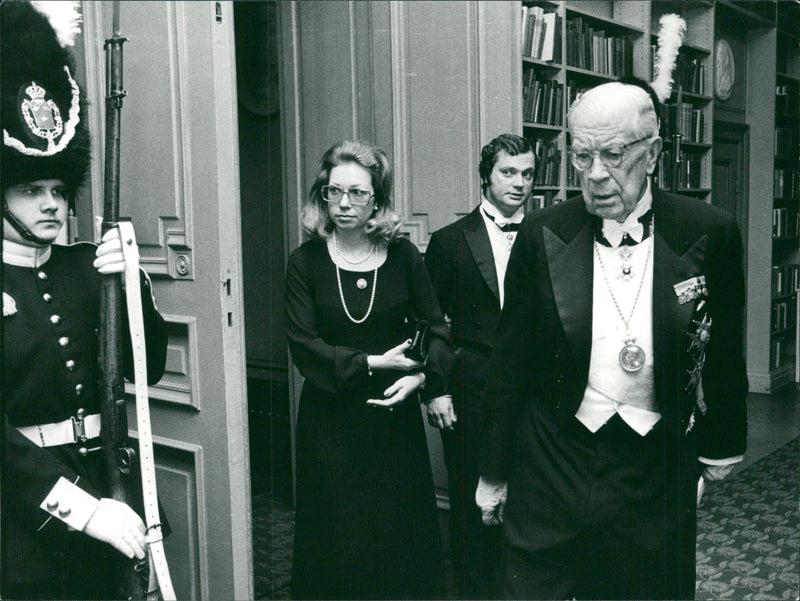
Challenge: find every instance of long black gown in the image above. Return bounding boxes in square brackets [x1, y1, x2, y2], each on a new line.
[285, 236, 448, 600]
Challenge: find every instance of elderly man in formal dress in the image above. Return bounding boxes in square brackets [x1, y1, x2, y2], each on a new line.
[476, 79, 748, 600]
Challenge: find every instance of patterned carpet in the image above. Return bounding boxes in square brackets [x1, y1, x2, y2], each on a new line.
[253, 437, 799, 600]
[696, 437, 799, 600]
[252, 492, 293, 600]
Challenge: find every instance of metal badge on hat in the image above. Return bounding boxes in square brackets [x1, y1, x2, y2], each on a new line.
[5, 69, 81, 157]
[21, 82, 64, 148]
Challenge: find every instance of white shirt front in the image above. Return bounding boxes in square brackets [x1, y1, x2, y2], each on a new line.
[479, 199, 525, 308]
[576, 189, 661, 436]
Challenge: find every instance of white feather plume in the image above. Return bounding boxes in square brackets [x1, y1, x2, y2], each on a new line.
[651, 14, 686, 103]
[30, 1, 82, 48]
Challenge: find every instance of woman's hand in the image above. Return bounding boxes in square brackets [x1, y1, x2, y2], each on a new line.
[368, 340, 424, 372]
[366, 374, 424, 410]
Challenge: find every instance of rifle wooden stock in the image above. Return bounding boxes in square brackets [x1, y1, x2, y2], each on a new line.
[99, 5, 146, 598]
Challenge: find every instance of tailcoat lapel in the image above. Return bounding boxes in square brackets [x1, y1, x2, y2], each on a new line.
[463, 208, 501, 303]
[651, 191, 708, 419]
[543, 211, 594, 376]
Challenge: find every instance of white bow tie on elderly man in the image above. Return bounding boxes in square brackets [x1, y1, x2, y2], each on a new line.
[602, 219, 644, 247]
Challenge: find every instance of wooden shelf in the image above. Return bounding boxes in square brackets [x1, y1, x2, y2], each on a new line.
[522, 56, 562, 70]
[777, 72, 800, 84]
[564, 66, 617, 81]
[662, 141, 712, 150]
[716, 0, 775, 27]
[523, 122, 562, 132]
[675, 188, 712, 195]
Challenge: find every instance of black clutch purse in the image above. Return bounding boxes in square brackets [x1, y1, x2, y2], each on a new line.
[405, 320, 431, 363]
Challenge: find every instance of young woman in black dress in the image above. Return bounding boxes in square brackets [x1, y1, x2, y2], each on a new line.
[285, 140, 451, 599]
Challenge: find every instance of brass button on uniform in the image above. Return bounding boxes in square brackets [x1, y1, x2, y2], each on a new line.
[65, 360, 76, 371]
[42, 293, 52, 302]
[59, 336, 70, 347]
[37, 271, 48, 280]
[75, 383, 83, 395]
[50, 315, 61, 325]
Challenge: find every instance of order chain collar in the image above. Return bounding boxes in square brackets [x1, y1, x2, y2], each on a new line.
[594, 216, 655, 372]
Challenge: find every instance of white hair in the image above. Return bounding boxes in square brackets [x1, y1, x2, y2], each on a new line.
[568, 82, 659, 139]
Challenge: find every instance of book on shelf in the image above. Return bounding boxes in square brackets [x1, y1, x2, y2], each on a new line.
[522, 68, 564, 125]
[525, 136, 560, 187]
[521, 6, 561, 62]
[772, 337, 785, 370]
[566, 17, 634, 77]
[652, 50, 706, 96]
[772, 264, 800, 298]
[662, 102, 705, 143]
[773, 207, 800, 239]
[774, 126, 797, 160]
[772, 207, 799, 239]
[530, 192, 559, 211]
[772, 299, 795, 333]
[776, 83, 798, 116]
[655, 148, 703, 190]
[773, 169, 798, 200]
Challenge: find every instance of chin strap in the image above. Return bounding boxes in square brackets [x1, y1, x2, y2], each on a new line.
[2, 205, 52, 246]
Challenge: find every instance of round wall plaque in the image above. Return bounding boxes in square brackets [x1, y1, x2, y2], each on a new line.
[715, 39, 735, 101]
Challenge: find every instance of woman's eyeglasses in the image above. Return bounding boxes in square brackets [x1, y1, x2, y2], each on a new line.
[321, 185, 374, 205]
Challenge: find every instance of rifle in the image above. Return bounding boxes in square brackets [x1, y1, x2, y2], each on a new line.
[98, 4, 148, 599]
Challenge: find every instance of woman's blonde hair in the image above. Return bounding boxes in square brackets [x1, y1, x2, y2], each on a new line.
[300, 140, 404, 244]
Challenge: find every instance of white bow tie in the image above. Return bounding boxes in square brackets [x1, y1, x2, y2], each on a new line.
[603, 219, 644, 247]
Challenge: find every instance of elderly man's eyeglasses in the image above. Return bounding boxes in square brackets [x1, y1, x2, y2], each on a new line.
[568, 136, 651, 171]
[321, 185, 374, 205]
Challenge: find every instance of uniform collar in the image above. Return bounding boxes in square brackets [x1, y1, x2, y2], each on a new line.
[3, 239, 52, 268]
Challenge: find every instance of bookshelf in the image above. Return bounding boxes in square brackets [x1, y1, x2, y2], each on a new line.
[517, 1, 800, 391]
[518, 1, 714, 211]
[651, 1, 714, 198]
[771, 2, 800, 386]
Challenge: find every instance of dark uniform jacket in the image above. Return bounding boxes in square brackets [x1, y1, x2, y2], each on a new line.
[480, 190, 748, 482]
[1, 242, 168, 594]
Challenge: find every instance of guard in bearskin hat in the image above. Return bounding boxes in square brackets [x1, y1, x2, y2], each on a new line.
[0, 2, 168, 598]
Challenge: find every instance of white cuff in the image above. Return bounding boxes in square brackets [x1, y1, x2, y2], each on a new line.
[40, 476, 100, 531]
[698, 455, 743, 466]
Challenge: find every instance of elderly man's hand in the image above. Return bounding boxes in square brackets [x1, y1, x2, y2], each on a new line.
[475, 476, 507, 526]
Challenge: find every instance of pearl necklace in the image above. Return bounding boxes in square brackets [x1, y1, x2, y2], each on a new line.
[333, 231, 378, 324]
[333, 233, 375, 265]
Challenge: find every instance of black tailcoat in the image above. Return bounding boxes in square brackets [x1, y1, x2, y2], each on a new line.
[425, 206, 507, 598]
[479, 190, 747, 598]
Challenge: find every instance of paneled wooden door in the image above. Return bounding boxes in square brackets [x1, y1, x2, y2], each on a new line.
[80, 3, 251, 599]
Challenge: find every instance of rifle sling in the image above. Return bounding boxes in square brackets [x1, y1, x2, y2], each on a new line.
[118, 222, 176, 601]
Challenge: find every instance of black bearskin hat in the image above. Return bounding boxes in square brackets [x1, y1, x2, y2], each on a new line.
[1, 0, 90, 196]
